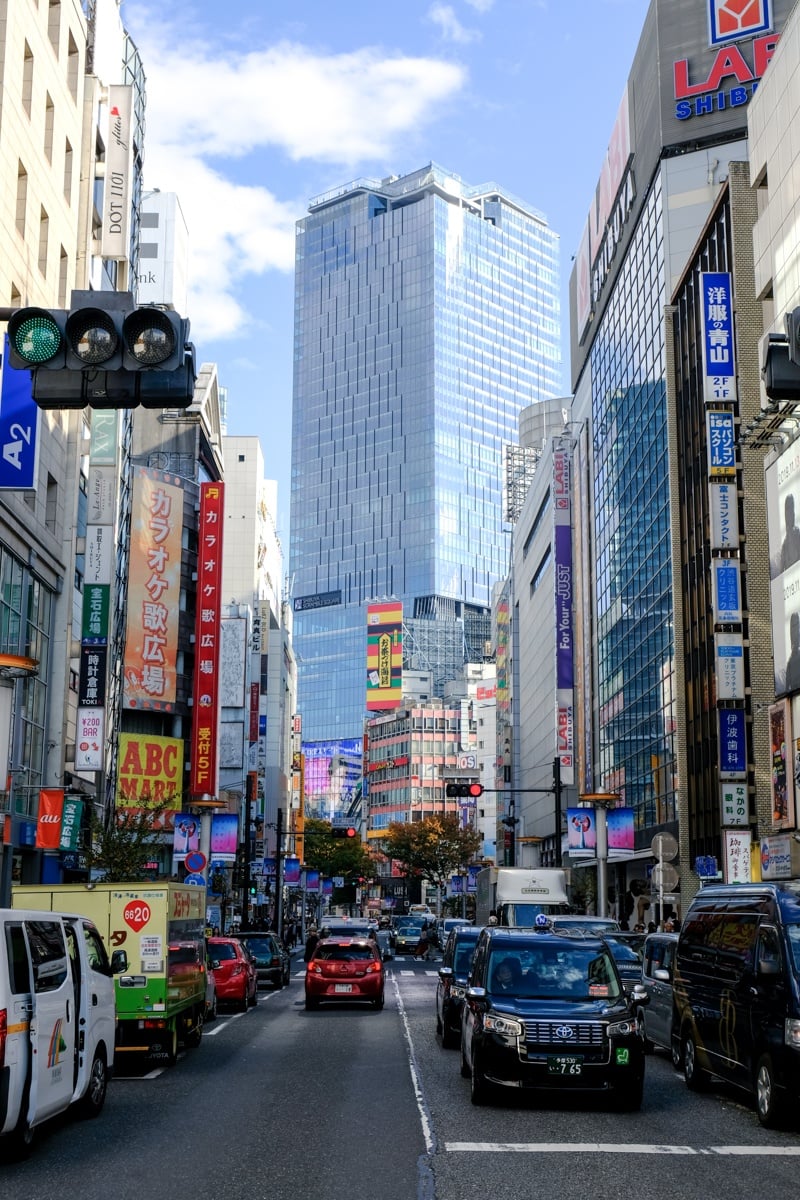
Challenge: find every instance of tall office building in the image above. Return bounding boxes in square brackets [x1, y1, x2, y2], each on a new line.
[290, 163, 560, 744]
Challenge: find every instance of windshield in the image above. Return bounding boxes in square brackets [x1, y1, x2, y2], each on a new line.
[605, 938, 643, 963]
[785, 924, 800, 974]
[488, 943, 622, 1001]
[314, 945, 376, 962]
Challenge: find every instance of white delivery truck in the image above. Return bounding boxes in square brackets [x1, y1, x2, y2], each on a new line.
[0, 907, 127, 1159]
[475, 867, 570, 927]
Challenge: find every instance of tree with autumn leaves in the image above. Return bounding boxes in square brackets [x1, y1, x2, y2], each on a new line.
[383, 815, 481, 893]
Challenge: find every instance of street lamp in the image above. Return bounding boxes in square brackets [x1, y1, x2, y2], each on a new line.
[578, 790, 620, 918]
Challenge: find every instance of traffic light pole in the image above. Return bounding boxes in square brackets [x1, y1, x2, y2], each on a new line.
[485, 756, 564, 867]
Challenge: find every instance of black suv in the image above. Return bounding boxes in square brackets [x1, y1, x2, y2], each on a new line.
[460, 925, 648, 1109]
[436, 925, 481, 1048]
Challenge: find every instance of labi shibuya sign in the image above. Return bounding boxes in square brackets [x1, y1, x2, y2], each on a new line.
[674, 1, 779, 122]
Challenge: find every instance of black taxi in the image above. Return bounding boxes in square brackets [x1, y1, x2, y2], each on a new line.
[460, 919, 648, 1109]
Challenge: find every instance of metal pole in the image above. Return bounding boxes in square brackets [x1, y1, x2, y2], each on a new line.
[553, 756, 562, 867]
[596, 806, 608, 918]
[275, 806, 284, 938]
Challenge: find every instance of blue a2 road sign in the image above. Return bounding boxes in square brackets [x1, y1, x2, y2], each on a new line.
[0, 335, 39, 489]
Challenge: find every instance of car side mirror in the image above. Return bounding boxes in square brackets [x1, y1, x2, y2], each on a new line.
[439, 966, 454, 981]
[629, 984, 650, 1004]
[466, 985, 488, 1005]
[653, 967, 671, 983]
[111, 949, 128, 975]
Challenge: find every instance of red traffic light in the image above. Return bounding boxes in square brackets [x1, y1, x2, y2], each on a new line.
[331, 825, 357, 839]
[468, 783, 484, 798]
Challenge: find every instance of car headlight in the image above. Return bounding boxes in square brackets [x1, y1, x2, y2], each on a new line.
[484, 1013, 524, 1038]
[785, 1019, 800, 1048]
[451, 985, 466, 999]
[607, 1017, 638, 1038]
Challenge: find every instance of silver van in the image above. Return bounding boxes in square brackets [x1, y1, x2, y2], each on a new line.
[636, 932, 678, 1058]
[0, 908, 127, 1158]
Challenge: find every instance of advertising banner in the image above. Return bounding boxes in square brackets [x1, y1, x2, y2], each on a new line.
[721, 780, 749, 827]
[81, 583, 110, 644]
[712, 557, 741, 623]
[304, 869, 320, 893]
[700, 272, 736, 403]
[769, 700, 795, 830]
[123, 468, 183, 711]
[718, 707, 747, 778]
[724, 829, 752, 884]
[58, 798, 83, 852]
[284, 857, 301, 885]
[116, 733, 183, 812]
[366, 601, 403, 710]
[766, 443, 800, 696]
[715, 632, 745, 699]
[606, 808, 634, 859]
[172, 813, 201, 861]
[101, 85, 134, 259]
[75, 707, 104, 770]
[36, 788, 64, 850]
[709, 481, 739, 550]
[706, 409, 736, 478]
[302, 737, 362, 819]
[189, 482, 225, 796]
[220, 617, 247, 707]
[210, 813, 238, 861]
[567, 808, 597, 857]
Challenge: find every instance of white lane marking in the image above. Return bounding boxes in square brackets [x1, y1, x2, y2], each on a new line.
[392, 973, 436, 1156]
[445, 1143, 800, 1156]
[204, 998, 276, 1035]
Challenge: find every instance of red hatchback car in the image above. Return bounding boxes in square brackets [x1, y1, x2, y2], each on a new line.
[207, 937, 258, 1011]
[305, 937, 385, 1010]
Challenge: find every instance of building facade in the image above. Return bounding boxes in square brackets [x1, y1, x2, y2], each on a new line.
[567, 0, 795, 912]
[290, 163, 560, 750]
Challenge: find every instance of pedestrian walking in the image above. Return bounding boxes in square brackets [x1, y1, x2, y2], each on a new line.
[304, 925, 319, 962]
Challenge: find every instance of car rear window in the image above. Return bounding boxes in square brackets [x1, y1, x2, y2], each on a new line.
[315, 944, 377, 962]
[211, 943, 237, 960]
[241, 938, 274, 954]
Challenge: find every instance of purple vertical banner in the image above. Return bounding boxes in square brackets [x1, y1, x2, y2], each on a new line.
[322, 878, 333, 898]
[304, 869, 320, 892]
[554, 523, 574, 689]
[284, 856, 301, 885]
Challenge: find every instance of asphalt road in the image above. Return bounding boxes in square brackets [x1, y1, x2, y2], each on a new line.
[3, 949, 800, 1200]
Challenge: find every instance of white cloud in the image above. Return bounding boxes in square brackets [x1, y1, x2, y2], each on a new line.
[426, 4, 482, 43]
[121, 11, 467, 339]
[464, 0, 496, 11]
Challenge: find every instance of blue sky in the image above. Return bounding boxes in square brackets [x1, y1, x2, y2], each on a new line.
[122, 0, 649, 539]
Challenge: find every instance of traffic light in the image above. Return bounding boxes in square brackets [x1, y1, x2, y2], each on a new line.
[761, 332, 800, 401]
[6, 291, 196, 410]
[331, 825, 357, 839]
[445, 782, 484, 798]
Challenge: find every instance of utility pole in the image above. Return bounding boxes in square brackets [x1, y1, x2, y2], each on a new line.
[274, 806, 284, 938]
[553, 756, 563, 867]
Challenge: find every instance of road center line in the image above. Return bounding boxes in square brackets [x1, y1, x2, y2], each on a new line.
[445, 1142, 800, 1156]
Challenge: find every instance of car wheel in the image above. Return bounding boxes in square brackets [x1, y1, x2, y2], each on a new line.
[238, 987, 249, 1013]
[460, 1045, 471, 1079]
[470, 1053, 492, 1106]
[5, 1103, 35, 1161]
[682, 1028, 709, 1091]
[77, 1049, 108, 1118]
[756, 1054, 784, 1128]
[165, 1025, 179, 1067]
[636, 1008, 653, 1054]
[305, 994, 319, 1011]
[250, 984, 259, 1007]
[373, 991, 385, 1011]
[185, 1009, 203, 1048]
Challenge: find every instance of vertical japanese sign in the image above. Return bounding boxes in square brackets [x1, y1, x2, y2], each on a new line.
[709, 481, 739, 550]
[706, 409, 736, 478]
[553, 445, 574, 784]
[718, 707, 746, 778]
[123, 468, 183, 711]
[724, 829, 752, 884]
[75, 412, 119, 771]
[700, 272, 736, 404]
[366, 602, 403, 710]
[189, 482, 225, 797]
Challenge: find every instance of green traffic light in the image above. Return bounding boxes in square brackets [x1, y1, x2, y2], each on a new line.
[11, 314, 62, 364]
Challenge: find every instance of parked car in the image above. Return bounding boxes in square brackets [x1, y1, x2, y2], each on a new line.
[207, 937, 258, 1011]
[460, 925, 648, 1109]
[305, 937, 385, 1010]
[603, 933, 646, 984]
[436, 925, 482, 1048]
[636, 932, 678, 1057]
[672, 883, 800, 1127]
[236, 932, 290, 989]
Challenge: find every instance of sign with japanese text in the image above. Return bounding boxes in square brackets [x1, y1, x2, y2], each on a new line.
[715, 632, 745, 699]
[712, 558, 741, 623]
[769, 699, 795, 830]
[78, 644, 107, 708]
[718, 707, 746, 778]
[189, 482, 225, 796]
[706, 409, 736, 478]
[366, 602, 403, 711]
[59, 798, 83, 852]
[700, 272, 736, 403]
[123, 468, 183, 711]
[720, 780, 748, 826]
[724, 829, 752, 883]
[709, 481, 739, 550]
[75, 707, 104, 770]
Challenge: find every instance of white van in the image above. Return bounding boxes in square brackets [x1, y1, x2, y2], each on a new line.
[0, 908, 127, 1158]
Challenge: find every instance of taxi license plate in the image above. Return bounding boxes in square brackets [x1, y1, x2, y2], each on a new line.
[547, 1055, 582, 1075]
[334, 984, 353, 993]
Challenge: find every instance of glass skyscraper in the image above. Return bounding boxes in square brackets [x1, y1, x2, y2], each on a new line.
[290, 163, 560, 742]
